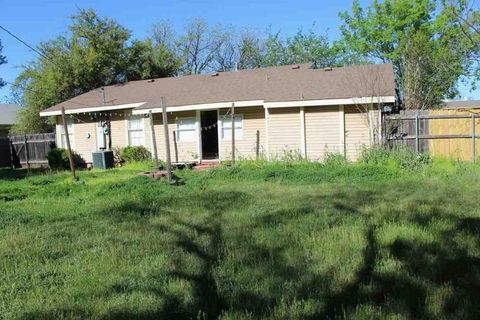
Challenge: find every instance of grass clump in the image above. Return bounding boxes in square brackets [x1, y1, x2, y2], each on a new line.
[114, 146, 152, 163]
[0, 154, 479, 319]
[360, 145, 431, 170]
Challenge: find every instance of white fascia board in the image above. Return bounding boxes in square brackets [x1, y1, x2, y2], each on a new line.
[263, 96, 396, 109]
[132, 100, 264, 115]
[39, 102, 147, 117]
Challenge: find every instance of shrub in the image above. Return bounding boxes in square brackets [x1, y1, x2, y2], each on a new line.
[117, 146, 151, 163]
[360, 145, 430, 170]
[47, 148, 85, 170]
[323, 152, 347, 166]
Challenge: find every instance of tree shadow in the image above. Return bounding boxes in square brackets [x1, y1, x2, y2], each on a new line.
[0, 167, 50, 180]
[21, 179, 480, 319]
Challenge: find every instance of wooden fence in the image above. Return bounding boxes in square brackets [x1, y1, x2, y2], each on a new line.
[0, 133, 56, 168]
[385, 111, 479, 162]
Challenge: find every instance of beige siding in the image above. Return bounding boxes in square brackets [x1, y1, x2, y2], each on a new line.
[57, 110, 135, 163]
[72, 115, 97, 162]
[153, 111, 198, 162]
[267, 107, 302, 159]
[109, 114, 127, 149]
[219, 107, 266, 160]
[304, 106, 341, 160]
[345, 106, 370, 161]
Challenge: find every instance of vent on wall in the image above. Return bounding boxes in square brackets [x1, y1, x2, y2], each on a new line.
[291, 65, 300, 69]
[324, 67, 333, 71]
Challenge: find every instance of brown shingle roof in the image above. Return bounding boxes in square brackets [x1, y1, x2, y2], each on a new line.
[41, 63, 395, 113]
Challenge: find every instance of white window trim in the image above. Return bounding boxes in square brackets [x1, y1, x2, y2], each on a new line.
[221, 114, 244, 141]
[125, 115, 146, 146]
[176, 117, 197, 142]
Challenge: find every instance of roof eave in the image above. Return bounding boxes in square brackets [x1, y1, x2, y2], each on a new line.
[39, 102, 147, 117]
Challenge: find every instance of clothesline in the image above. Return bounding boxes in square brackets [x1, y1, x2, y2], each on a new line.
[67, 106, 236, 131]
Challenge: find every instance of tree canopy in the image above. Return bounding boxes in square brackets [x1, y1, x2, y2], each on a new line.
[0, 39, 6, 88]
[338, 0, 478, 109]
[12, 9, 180, 134]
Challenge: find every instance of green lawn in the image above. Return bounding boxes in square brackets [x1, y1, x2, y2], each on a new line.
[0, 158, 479, 319]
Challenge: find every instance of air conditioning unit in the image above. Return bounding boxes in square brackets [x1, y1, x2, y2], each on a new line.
[92, 150, 114, 169]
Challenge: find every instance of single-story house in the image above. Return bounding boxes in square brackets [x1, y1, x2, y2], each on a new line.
[0, 104, 21, 137]
[39, 63, 396, 163]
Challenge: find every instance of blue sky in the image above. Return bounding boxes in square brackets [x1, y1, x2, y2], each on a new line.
[0, 0, 478, 101]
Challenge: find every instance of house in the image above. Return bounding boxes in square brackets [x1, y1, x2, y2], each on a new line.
[39, 63, 396, 163]
[0, 104, 21, 137]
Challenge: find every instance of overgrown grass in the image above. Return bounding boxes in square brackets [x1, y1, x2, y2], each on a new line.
[1, 156, 480, 319]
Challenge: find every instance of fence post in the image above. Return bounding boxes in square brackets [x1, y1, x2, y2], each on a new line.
[24, 135, 30, 170]
[472, 113, 476, 163]
[256, 130, 260, 160]
[415, 113, 420, 153]
[231, 102, 235, 165]
[161, 97, 172, 183]
[8, 137, 14, 168]
[61, 107, 77, 181]
[149, 110, 159, 169]
[173, 130, 179, 163]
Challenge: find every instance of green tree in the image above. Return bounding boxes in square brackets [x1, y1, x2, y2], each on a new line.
[125, 39, 181, 80]
[338, 0, 476, 109]
[284, 29, 339, 68]
[237, 31, 264, 70]
[442, 0, 480, 88]
[12, 9, 179, 134]
[261, 28, 339, 68]
[0, 39, 6, 88]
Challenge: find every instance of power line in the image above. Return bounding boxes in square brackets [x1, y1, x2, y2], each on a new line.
[0, 25, 50, 61]
[4, 81, 98, 109]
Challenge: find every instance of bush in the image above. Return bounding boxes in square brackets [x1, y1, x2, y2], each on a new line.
[360, 145, 430, 170]
[116, 146, 151, 163]
[323, 152, 347, 166]
[47, 148, 85, 170]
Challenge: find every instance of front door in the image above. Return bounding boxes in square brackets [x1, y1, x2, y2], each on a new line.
[200, 110, 219, 159]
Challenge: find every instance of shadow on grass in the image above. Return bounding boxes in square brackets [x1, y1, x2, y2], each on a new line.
[0, 167, 50, 180]
[23, 182, 480, 319]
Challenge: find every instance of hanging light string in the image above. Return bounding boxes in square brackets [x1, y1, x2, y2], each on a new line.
[198, 107, 233, 131]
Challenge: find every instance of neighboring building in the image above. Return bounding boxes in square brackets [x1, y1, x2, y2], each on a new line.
[443, 100, 480, 110]
[40, 63, 396, 163]
[0, 104, 21, 137]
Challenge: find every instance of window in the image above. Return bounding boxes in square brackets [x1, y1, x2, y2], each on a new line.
[221, 115, 243, 140]
[127, 116, 144, 146]
[60, 118, 73, 148]
[176, 117, 197, 142]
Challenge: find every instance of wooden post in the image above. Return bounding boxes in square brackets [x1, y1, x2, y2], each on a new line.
[8, 136, 14, 169]
[161, 97, 172, 182]
[256, 130, 260, 160]
[415, 113, 420, 153]
[173, 131, 179, 163]
[472, 113, 476, 163]
[61, 107, 77, 181]
[149, 110, 159, 168]
[231, 102, 235, 165]
[24, 134, 30, 170]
